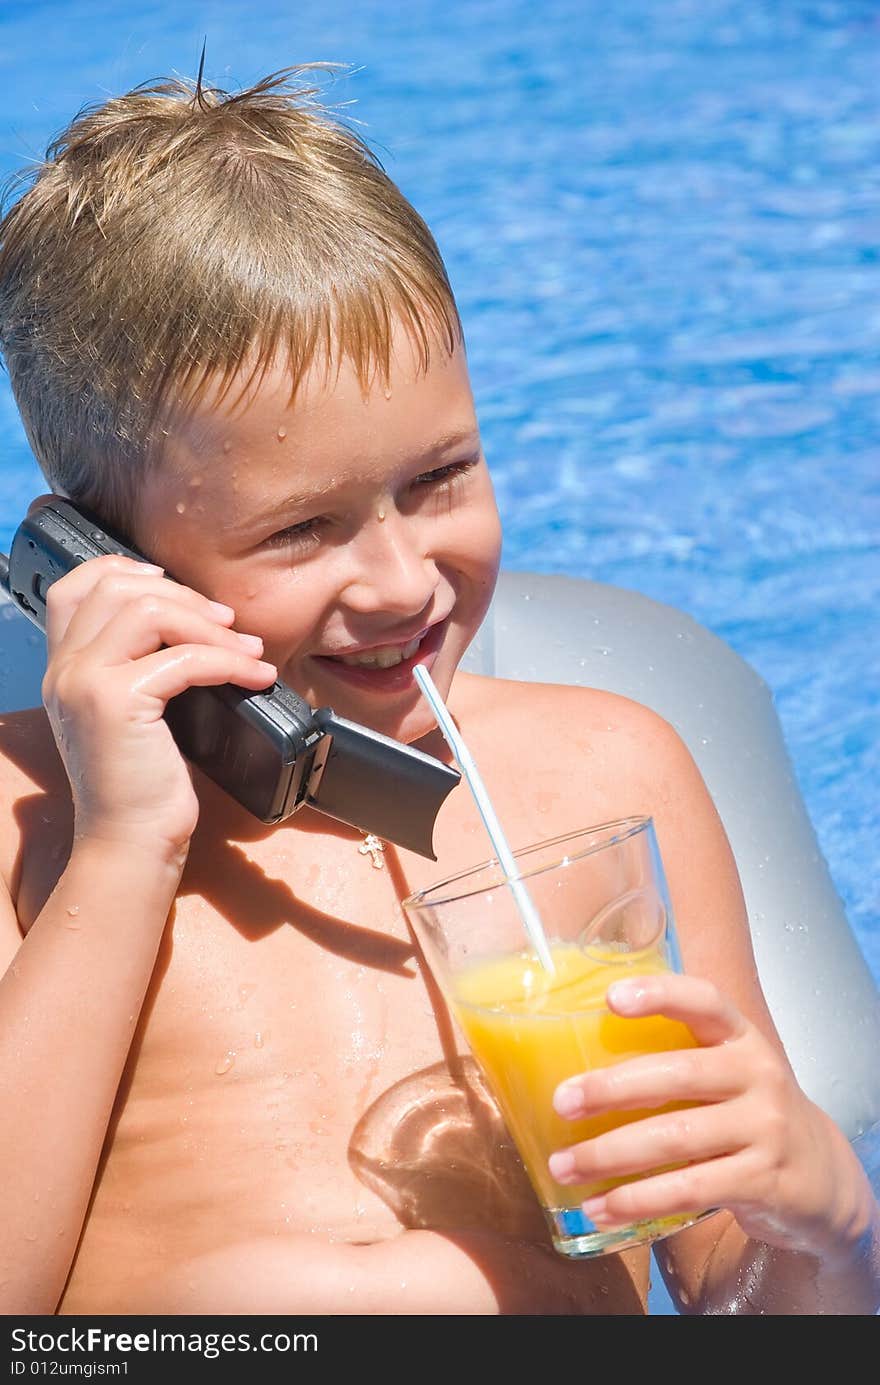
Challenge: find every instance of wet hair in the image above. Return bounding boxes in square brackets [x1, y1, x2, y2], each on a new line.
[0, 64, 462, 535]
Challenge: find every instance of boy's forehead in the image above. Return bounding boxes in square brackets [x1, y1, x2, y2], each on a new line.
[138, 331, 479, 548]
[165, 329, 475, 471]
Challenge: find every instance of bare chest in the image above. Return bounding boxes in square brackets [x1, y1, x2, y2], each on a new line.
[124, 841, 547, 1251]
[143, 841, 452, 1130]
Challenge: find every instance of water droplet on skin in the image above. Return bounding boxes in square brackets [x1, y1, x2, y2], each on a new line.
[189, 475, 203, 488]
[238, 984, 257, 1006]
[277, 426, 287, 441]
[175, 501, 186, 515]
[254, 1032, 264, 1048]
[66, 905, 80, 916]
[223, 440, 232, 453]
[383, 389, 392, 401]
[215, 1051, 236, 1075]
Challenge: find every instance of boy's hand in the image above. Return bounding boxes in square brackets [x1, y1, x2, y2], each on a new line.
[41, 555, 276, 862]
[548, 972, 856, 1264]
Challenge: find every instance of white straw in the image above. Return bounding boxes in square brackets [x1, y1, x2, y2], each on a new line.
[413, 664, 555, 972]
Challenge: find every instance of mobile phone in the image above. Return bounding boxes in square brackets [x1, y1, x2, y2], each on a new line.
[0, 495, 459, 858]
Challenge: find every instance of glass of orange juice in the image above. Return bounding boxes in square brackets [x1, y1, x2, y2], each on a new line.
[403, 817, 715, 1258]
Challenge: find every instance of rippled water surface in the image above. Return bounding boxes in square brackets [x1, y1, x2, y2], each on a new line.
[1, 6, 877, 952]
[0, 0, 877, 1321]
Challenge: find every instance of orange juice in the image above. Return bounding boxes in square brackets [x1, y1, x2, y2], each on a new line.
[452, 940, 701, 1243]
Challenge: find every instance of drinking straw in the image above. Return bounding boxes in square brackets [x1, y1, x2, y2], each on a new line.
[413, 663, 555, 973]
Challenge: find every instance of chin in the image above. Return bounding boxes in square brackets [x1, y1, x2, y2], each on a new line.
[340, 696, 439, 747]
[285, 639, 466, 742]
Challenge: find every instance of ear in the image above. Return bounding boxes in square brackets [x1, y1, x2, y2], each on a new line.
[26, 492, 60, 517]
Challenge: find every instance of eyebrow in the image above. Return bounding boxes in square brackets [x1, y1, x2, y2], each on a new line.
[240, 429, 482, 530]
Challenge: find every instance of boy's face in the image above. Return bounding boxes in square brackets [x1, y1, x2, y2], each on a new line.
[133, 321, 502, 746]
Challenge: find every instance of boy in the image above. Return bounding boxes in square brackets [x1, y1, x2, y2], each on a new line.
[0, 67, 877, 1316]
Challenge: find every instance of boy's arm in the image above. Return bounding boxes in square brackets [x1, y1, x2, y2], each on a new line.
[547, 698, 880, 1315]
[0, 552, 277, 1315]
[0, 835, 183, 1314]
[647, 715, 880, 1314]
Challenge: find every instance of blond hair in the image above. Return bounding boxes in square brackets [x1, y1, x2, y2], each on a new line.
[0, 66, 462, 534]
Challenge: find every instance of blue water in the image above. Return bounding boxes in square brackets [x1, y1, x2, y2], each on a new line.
[0, 0, 877, 1315]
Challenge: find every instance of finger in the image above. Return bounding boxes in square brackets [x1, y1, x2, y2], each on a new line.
[575, 1155, 742, 1230]
[122, 643, 277, 704]
[606, 971, 748, 1047]
[57, 571, 237, 656]
[553, 1045, 742, 1120]
[78, 594, 264, 670]
[45, 555, 167, 649]
[548, 1101, 747, 1187]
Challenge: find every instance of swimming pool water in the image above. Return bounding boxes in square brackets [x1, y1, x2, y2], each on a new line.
[2, 0, 875, 982]
[0, 1, 877, 1314]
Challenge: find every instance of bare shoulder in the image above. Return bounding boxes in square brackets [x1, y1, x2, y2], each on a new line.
[448, 670, 699, 838]
[452, 670, 683, 765]
[456, 672, 735, 884]
[0, 706, 67, 893]
[452, 672, 777, 1035]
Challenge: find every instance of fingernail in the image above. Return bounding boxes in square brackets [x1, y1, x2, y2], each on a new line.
[581, 1196, 611, 1223]
[608, 980, 643, 1013]
[138, 563, 165, 574]
[553, 1082, 585, 1118]
[209, 600, 235, 618]
[255, 661, 276, 678]
[548, 1150, 577, 1182]
[237, 632, 263, 651]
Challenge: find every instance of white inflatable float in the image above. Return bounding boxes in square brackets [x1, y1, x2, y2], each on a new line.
[2, 569, 878, 1184]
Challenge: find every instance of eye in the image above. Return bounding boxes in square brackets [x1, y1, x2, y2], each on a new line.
[412, 459, 479, 491]
[264, 516, 326, 551]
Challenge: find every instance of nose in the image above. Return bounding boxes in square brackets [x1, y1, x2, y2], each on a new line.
[341, 509, 439, 619]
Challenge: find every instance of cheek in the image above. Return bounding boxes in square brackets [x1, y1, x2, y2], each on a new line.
[225, 565, 329, 652]
[450, 502, 503, 582]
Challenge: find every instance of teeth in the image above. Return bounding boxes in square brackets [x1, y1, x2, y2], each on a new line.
[336, 634, 424, 669]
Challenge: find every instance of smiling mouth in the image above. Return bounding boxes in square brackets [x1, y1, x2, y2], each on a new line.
[311, 619, 446, 688]
[331, 633, 426, 670]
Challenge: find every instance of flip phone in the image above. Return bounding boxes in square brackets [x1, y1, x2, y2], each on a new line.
[0, 495, 459, 858]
